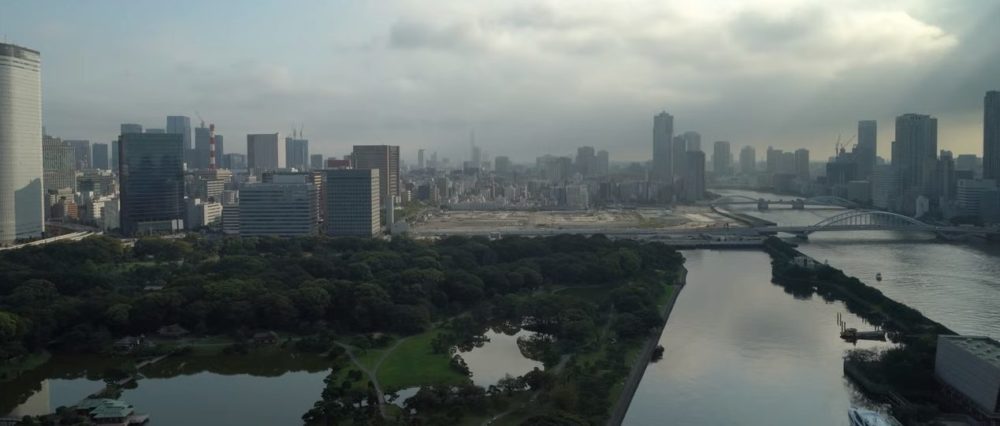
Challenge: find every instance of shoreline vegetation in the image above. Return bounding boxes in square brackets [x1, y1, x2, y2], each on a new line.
[0, 234, 685, 425]
[762, 237, 955, 423]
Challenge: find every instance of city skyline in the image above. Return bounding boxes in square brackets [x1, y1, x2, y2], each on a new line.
[4, 1, 999, 162]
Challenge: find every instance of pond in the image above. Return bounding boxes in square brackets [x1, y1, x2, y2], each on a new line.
[3, 350, 331, 425]
[459, 329, 544, 388]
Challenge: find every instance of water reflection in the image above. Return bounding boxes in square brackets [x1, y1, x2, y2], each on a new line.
[459, 329, 544, 388]
[3, 351, 330, 425]
[625, 250, 891, 425]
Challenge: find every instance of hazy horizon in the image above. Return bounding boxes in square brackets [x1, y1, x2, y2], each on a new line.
[4, 0, 999, 164]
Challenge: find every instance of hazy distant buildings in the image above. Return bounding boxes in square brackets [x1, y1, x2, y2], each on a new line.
[247, 133, 285, 173]
[0, 43, 45, 243]
[872, 164, 899, 209]
[193, 124, 212, 170]
[310, 154, 324, 170]
[120, 123, 143, 135]
[352, 145, 399, 206]
[740, 146, 756, 174]
[671, 136, 687, 181]
[652, 112, 674, 182]
[494, 156, 512, 175]
[417, 149, 426, 170]
[766, 147, 782, 174]
[285, 136, 309, 171]
[576, 146, 596, 177]
[42, 136, 76, 192]
[92, 143, 109, 170]
[326, 169, 380, 237]
[895, 114, 938, 196]
[166, 116, 192, 149]
[957, 179, 996, 217]
[222, 153, 246, 171]
[596, 150, 609, 176]
[713, 141, 731, 176]
[145, 128, 165, 134]
[984, 91, 1000, 181]
[65, 140, 91, 170]
[682, 131, 702, 152]
[119, 133, 185, 235]
[856, 120, 877, 181]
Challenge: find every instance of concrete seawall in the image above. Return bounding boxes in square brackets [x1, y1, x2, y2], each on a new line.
[606, 266, 687, 426]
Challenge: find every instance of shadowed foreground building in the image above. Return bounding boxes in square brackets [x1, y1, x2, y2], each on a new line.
[326, 169, 380, 237]
[239, 179, 318, 237]
[119, 133, 184, 235]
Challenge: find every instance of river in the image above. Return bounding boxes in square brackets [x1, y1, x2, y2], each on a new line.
[625, 189, 1000, 425]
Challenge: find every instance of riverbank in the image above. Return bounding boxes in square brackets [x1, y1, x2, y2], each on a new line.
[762, 237, 954, 422]
[606, 266, 687, 426]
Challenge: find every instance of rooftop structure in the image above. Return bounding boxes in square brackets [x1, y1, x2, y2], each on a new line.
[936, 335, 1000, 416]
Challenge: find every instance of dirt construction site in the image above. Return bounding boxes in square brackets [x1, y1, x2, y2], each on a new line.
[409, 206, 734, 235]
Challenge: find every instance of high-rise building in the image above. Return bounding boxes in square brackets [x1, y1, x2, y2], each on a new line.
[193, 124, 212, 170]
[984, 91, 1000, 181]
[310, 154, 324, 170]
[653, 112, 674, 182]
[145, 128, 165, 134]
[682, 131, 702, 152]
[937, 150, 956, 201]
[856, 120, 877, 181]
[285, 137, 309, 171]
[0, 43, 44, 243]
[239, 181, 318, 237]
[166, 116, 192, 149]
[596, 150, 609, 176]
[325, 169, 380, 237]
[352, 145, 399, 206]
[417, 149, 425, 170]
[42, 136, 76, 192]
[894, 114, 938, 195]
[872, 165, 899, 209]
[65, 140, 91, 170]
[794, 149, 810, 180]
[766, 147, 782, 174]
[739, 146, 756, 174]
[576, 146, 596, 177]
[121, 123, 143, 135]
[111, 140, 119, 172]
[713, 141, 731, 176]
[214, 134, 224, 164]
[247, 133, 285, 173]
[957, 179, 997, 217]
[683, 150, 706, 202]
[671, 135, 687, 181]
[92, 143, 110, 170]
[118, 133, 185, 236]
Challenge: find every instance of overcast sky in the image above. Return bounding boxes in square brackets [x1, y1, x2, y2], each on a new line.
[5, 0, 999, 164]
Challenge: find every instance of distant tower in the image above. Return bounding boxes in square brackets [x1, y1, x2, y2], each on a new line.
[984, 91, 1000, 181]
[653, 112, 674, 182]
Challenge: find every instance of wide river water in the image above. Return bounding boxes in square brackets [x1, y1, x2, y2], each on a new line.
[625, 188, 1000, 425]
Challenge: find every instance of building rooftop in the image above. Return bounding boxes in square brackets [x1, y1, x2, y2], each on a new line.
[942, 335, 1000, 369]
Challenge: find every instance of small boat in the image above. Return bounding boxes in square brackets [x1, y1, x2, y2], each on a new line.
[849, 407, 901, 426]
[875, 272, 882, 281]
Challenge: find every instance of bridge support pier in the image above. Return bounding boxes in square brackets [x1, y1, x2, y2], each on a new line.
[757, 199, 769, 211]
[793, 232, 809, 240]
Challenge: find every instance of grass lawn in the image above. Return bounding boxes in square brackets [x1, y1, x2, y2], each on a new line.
[355, 348, 385, 371]
[377, 329, 469, 390]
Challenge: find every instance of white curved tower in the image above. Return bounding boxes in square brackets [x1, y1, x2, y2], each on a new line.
[0, 43, 44, 244]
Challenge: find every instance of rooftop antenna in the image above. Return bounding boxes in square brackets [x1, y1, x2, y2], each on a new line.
[299, 123, 304, 139]
[195, 111, 205, 128]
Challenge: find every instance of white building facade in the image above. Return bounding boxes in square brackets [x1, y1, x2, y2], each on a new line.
[0, 43, 45, 243]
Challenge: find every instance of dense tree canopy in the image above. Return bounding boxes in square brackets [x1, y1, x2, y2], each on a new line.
[0, 234, 683, 362]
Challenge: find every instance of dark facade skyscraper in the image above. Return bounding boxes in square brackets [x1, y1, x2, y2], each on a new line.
[119, 133, 185, 235]
[857, 120, 877, 181]
[325, 169, 380, 237]
[66, 140, 91, 170]
[894, 114, 938, 196]
[713, 141, 731, 176]
[193, 124, 212, 170]
[739, 146, 756, 174]
[672, 135, 687, 181]
[683, 150, 706, 202]
[652, 112, 673, 182]
[794, 149, 810, 180]
[92, 143, 109, 169]
[576, 146, 596, 177]
[984, 91, 1000, 181]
